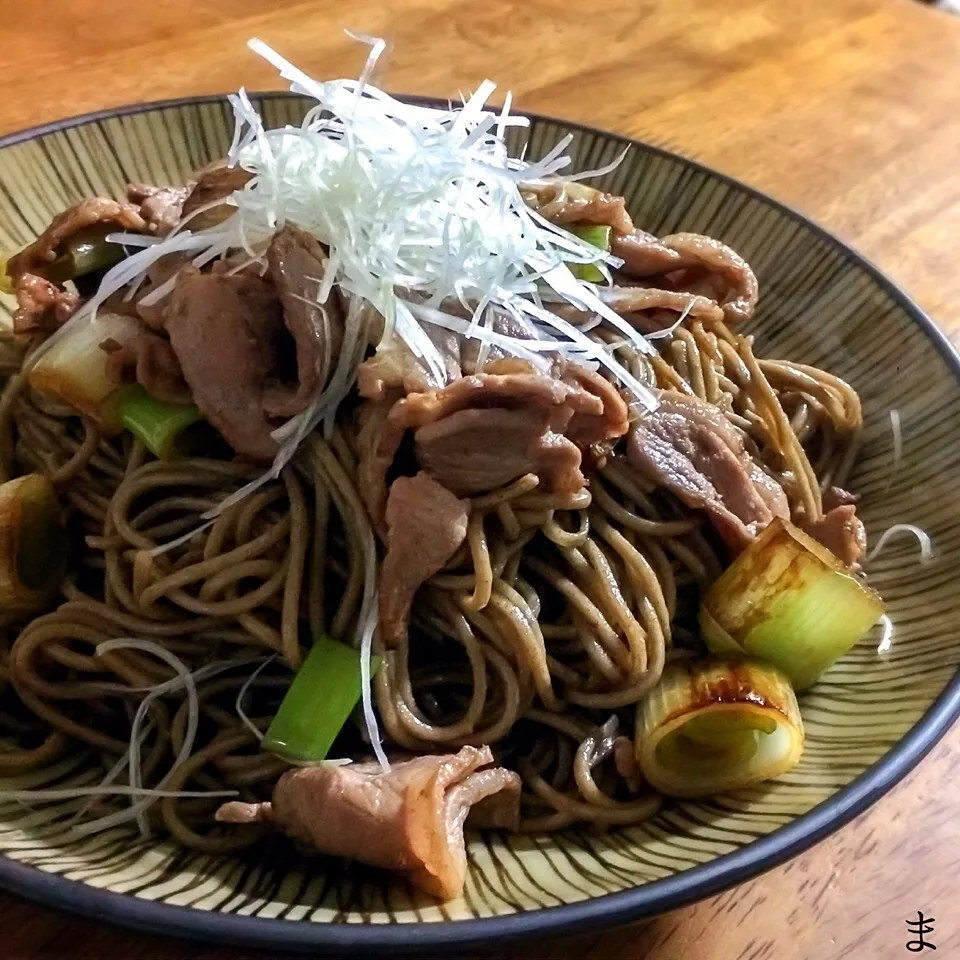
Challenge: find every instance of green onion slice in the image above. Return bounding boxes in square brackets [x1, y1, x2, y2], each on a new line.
[111, 385, 202, 460]
[263, 636, 382, 763]
[569, 224, 611, 283]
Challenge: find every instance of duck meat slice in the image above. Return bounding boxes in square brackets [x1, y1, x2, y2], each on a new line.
[126, 183, 189, 236]
[521, 181, 635, 235]
[357, 325, 461, 401]
[380, 472, 469, 646]
[357, 363, 622, 524]
[415, 405, 585, 497]
[627, 391, 788, 551]
[802, 504, 867, 568]
[100, 329, 191, 404]
[215, 745, 521, 900]
[165, 268, 286, 459]
[179, 159, 251, 231]
[612, 231, 758, 325]
[263, 225, 345, 417]
[11, 273, 79, 335]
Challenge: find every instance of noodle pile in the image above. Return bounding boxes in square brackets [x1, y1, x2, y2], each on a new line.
[0, 299, 861, 847]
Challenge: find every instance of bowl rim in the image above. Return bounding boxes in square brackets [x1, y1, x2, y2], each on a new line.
[1, 91, 958, 957]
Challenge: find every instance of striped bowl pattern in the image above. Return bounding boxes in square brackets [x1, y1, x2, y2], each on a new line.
[0, 95, 958, 954]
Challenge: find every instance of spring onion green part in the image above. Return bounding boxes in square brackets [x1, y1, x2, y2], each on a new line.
[568, 224, 611, 283]
[39, 226, 126, 285]
[700, 517, 885, 691]
[263, 636, 382, 763]
[0, 474, 65, 619]
[110, 385, 202, 460]
[637, 658, 804, 798]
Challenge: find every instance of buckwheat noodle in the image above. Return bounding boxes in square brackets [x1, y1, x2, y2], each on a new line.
[0, 275, 862, 849]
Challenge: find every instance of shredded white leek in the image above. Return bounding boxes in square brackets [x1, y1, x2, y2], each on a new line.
[876, 613, 895, 655]
[866, 523, 934, 566]
[92, 638, 201, 839]
[2, 787, 237, 802]
[147, 519, 215, 557]
[235, 654, 278, 742]
[358, 520, 390, 772]
[884, 409, 902, 494]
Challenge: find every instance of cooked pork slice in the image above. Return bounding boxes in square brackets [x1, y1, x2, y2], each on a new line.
[215, 746, 521, 900]
[380, 472, 469, 645]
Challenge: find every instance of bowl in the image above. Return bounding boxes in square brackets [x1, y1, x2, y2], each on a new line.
[0, 93, 958, 955]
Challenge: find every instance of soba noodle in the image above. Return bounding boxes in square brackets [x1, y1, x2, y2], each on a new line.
[0, 308, 861, 847]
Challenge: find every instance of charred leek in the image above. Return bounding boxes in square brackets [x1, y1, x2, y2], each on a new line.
[263, 636, 382, 763]
[637, 658, 804, 798]
[0, 474, 66, 618]
[36, 226, 125, 285]
[701, 518, 885, 691]
[27, 312, 141, 423]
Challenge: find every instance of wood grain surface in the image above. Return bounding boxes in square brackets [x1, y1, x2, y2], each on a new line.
[2, 0, 960, 957]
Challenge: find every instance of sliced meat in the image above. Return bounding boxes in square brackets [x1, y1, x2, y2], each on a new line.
[391, 365, 602, 429]
[180, 159, 251, 231]
[458, 305, 544, 375]
[165, 268, 284, 458]
[521, 181, 635, 235]
[263, 225, 343, 417]
[612, 231, 758, 324]
[551, 286, 724, 337]
[11, 273, 79, 334]
[100, 330, 191, 404]
[385, 367, 604, 500]
[803, 504, 867, 568]
[610, 231, 684, 277]
[6, 198, 146, 281]
[822, 485, 860, 511]
[357, 326, 462, 401]
[627, 391, 788, 551]
[416, 406, 585, 496]
[659, 234, 758, 325]
[126, 183, 189, 236]
[562, 365, 630, 449]
[380, 472, 469, 645]
[356, 400, 398, 535]
[215, 746, 521, 900]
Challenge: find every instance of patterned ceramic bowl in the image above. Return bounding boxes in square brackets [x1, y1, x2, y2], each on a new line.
[0, 95, 958, 955]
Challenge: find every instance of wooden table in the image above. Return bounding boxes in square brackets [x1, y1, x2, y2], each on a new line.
[3, 0, 960, 956]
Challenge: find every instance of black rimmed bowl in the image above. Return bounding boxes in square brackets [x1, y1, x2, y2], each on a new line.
[0, 94, 958, 956]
